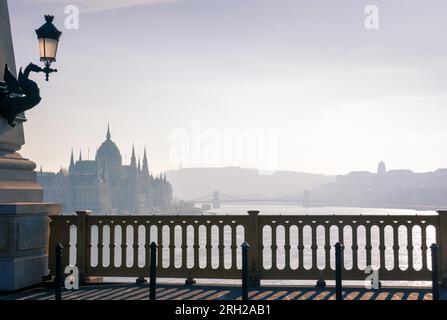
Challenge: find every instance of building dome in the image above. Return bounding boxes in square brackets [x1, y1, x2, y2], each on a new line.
[95, 125, 122, 164]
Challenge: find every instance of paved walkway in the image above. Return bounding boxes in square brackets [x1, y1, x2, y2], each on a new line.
[0, 283, 443, 300]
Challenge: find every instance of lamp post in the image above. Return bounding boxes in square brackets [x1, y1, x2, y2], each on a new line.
[0, 14, 62, 126]
[35, 15, 62, 81]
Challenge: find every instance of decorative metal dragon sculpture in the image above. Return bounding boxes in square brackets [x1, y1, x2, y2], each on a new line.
[0, 63, 43, 127]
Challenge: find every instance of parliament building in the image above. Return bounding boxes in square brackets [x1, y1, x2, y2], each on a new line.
[37, 126, 173, 214]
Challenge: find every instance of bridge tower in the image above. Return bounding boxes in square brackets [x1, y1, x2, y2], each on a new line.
[302, 190, 310, 208]
[213, 191, 220, 209]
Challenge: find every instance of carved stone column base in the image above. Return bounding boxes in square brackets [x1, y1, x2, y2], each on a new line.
[0, 152, 44, 203]
[0, 203, 62, 291]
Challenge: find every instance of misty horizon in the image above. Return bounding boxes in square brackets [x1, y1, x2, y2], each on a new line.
[7, 0, 447, 175]
[38, 126, 447, 178]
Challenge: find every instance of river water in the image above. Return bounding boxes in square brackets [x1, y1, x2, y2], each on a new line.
[205, 204, 436, 216]
[80, 204, 437, 287]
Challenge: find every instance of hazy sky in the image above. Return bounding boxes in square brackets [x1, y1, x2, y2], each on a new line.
[7, 0, 447, 175]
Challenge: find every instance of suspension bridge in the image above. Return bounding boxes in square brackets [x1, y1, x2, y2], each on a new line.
[187, 191, 322, 209]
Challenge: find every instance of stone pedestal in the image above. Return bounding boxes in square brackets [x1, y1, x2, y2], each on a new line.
[0, 0, 63, 291]
[0, 203, 62, 291]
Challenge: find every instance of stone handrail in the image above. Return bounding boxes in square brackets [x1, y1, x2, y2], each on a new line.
[48, 210, 447, 286]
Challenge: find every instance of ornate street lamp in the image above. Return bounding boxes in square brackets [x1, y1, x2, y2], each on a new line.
[0, 15, 62, 127]
[35, 15, 62, 81]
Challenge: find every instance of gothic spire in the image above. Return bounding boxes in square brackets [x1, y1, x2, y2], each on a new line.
[79, 150, 83, 162]
[130, 144, 136, 168]
[70, 149, 75, 167]
[142, 146, 149, 174]
[106, 123, 111, 140]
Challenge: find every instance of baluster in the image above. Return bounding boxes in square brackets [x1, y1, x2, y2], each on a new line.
[219, 224, 224, 270]
[365, 224, 372, 268]
[339, 224, 346, 271]
[157, 223, 163, 269]
[352, 224, 358, 270]
[110, 223, 115, 268]
[121, 224, 127, 268]
[185, 223, 196, 285]
[86, 224, 92, 273]
[271, 225, 277, 270]
[311, 224, 317, 270]
[231, 225, 237, 270]
[421, 224, 428, 270]
[206, 224, 212, 270]
[284, 225, 291, 270]
[145, 224, 151, 268]
[407, 223, 414, 270]
[379, 224, 385, 271]
[170, 224, 175, 269]
[98, 223, 103, 268]
[298, 224, 304, 270]
[182, 224, 187, 270]
[193, 224, 199, 269]
[133, 223, 139, 268]
[393, 224, 400, 271]
[324, 224, 330, 270]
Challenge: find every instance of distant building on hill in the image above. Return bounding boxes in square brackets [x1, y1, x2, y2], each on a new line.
[315, 161, 447, 209]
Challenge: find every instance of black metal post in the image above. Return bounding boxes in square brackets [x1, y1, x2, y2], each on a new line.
[149, 242, 157, 301]
[54, 243, 63, 301]
[431, 243, 440, 301]
[241, 241, 249, 301]
[335, 242, 344, 301]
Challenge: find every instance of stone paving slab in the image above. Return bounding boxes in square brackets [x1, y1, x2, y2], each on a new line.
[1, 283, 444, 301]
